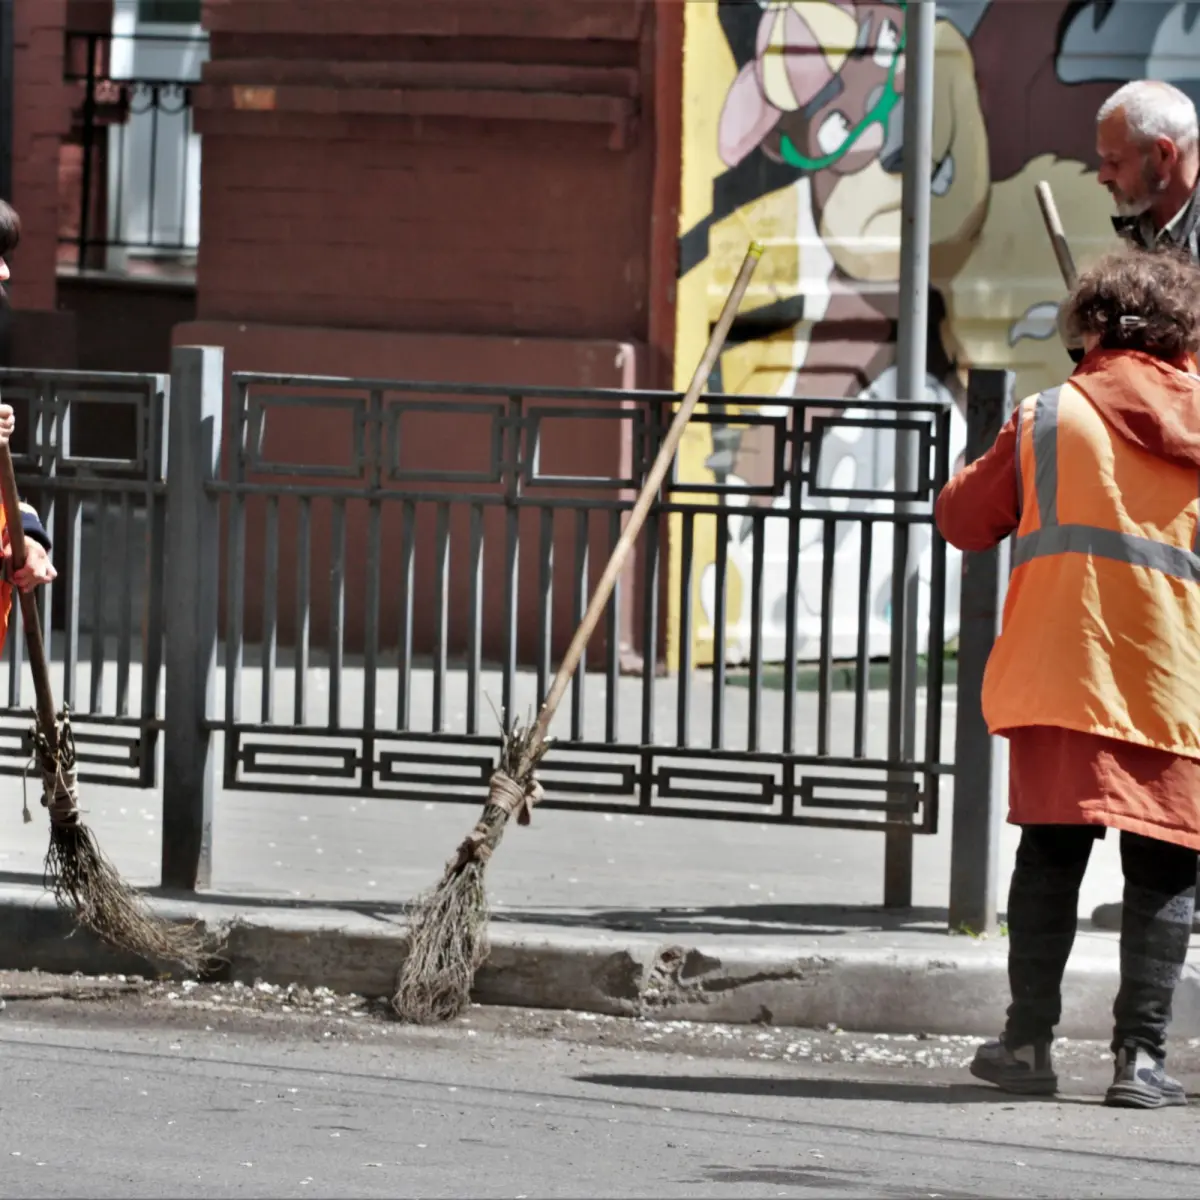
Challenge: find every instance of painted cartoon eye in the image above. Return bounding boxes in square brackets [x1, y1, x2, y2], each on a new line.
[874, 18, 900, 67]
[816, 111, 851, 157]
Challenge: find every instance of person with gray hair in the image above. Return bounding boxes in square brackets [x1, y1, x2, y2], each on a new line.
[1097, 79, 1200, 257]
[1091, 80, 1200, 938]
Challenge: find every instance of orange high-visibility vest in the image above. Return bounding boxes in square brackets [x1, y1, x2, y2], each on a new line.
[0, 501, 14, 658]
[982, 379, 1200, 758]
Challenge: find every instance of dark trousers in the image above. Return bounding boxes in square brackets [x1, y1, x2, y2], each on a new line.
[1005, 825, 1197, 1059]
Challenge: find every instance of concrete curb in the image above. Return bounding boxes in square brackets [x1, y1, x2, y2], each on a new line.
[4, 886, 1200, 1039]
[731, 657, 958, 694]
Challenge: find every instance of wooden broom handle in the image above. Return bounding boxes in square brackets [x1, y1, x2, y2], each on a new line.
[0, 441, 59, 748]
[528, 241, 764, 755]
[1035, 180, 1078, 288]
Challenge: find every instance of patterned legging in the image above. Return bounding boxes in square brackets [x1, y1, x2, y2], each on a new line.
[1005, 824, 1197, 1059]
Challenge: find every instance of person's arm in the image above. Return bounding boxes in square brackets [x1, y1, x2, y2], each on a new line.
[934, 409, 1022, 552]
[1, 500, 55, 592]
[0, 404, 55, 591]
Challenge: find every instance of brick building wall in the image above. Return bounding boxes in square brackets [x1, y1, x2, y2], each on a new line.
[177, 0, 683, 661]
[189, 0, 663, 347]
[10, 0, 75, 364]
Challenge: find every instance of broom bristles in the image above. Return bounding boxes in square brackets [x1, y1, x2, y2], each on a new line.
[30, 711, 224, 976]
[392, 862, 488, 1024]
[392, 714, 548, 1023]
[45, 821, 224, 976]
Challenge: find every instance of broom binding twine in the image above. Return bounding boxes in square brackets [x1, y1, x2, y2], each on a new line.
[37, 718, 80, 826]
[22, 709, 80, 826]
[490, 767, 543, 826]
[450, 768, 544, 870]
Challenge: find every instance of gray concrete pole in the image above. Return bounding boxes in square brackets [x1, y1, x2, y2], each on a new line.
[162, 344, 224, 891]
[948, 369, 1014, 934]
[885, 0, 936, 907]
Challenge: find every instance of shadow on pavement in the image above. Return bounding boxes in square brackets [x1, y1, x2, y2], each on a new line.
[576, 1072, 1078, 1106]
[0, 877, 960, 936]
[0, 872, 412, 921]
[489, 903, 952, 937]
[170, 896, 954, 939]
[696, 1165, 980, 1198]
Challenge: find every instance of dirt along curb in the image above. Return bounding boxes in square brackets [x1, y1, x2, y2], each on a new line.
[3, 883, 1199, 1039]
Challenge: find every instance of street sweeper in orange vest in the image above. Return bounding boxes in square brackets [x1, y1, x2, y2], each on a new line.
[936, 245, 1200, 1109]
[0, 199, 56, 648]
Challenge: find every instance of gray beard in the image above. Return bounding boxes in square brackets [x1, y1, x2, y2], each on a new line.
[1112, 193, 1153, 218]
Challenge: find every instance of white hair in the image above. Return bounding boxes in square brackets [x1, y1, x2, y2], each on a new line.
[1098, 80, 1199, 152]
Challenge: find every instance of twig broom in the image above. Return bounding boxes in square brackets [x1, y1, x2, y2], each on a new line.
[393, 240, 764, 1023]
[0, 441, 219, 974]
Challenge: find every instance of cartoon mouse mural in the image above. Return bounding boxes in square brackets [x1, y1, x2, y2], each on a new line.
[671, 0, 1200, 668]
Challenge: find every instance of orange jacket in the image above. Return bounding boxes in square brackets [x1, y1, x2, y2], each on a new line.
[0, 500, 12, 658]
[0, 498, 49, 659]
[982, 368, 1200, 758]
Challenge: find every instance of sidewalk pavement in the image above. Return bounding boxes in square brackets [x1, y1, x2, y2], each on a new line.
[4, 683, 1189, 1040]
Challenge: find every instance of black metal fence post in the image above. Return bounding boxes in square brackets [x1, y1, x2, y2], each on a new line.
[161, 344, 223, 891]
[948, 367, 1015, 934]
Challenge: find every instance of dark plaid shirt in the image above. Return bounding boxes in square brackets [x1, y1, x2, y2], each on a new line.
[1112, 182, 1200, 261]
[1066, 184, 1200, 363]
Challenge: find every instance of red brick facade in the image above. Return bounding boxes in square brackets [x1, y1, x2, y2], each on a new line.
[187, 0, 669, 354]
[11, 0, 75, 364]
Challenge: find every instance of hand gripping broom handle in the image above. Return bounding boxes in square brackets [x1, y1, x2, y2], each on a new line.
[526, 241, 764, 763]
[1035, 180, 1078, 289]
[0, 442, 59, 752]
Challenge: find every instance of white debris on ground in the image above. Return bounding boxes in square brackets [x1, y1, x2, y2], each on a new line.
[614, 1017, 984, 1069]
[0, 969, 1137, 1074]
[95, 974, 378, 1021]
[20, 970, 985, 1066]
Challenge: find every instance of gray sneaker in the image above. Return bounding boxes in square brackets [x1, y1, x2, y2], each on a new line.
[1105, 1046, 1187, 1109]
[969, 1037, 1057, 1095]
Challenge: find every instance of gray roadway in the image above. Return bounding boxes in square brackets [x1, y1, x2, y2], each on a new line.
[1, 979, 1198, 1199]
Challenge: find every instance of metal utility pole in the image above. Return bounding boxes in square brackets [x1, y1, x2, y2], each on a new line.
[885, 0, 935, 908]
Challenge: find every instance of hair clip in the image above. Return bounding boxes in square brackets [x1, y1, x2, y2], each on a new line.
[1119, 315, 1147, 329]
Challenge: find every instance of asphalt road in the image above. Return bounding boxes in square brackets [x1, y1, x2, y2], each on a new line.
[1, 975, 1199, 1198]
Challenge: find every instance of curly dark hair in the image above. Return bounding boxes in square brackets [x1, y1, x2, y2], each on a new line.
[1061, 246, 1200, 360]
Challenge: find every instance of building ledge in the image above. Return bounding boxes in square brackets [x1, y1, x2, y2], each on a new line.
[56, 261, 197, 292]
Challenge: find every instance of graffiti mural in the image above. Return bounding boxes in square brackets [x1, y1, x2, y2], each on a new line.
[667, 0, 1200, 670]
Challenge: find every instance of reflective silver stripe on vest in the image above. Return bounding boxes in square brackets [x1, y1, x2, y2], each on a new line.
[1032, 387, 1060, 527]
[1012, 524, 1200, 583]
[1015, 386, 1200, 581]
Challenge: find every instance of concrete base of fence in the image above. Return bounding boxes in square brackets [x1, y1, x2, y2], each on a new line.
[6, 883, 1200, 1040]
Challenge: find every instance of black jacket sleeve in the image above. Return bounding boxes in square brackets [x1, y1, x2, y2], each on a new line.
[19, 503, 51, 552]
